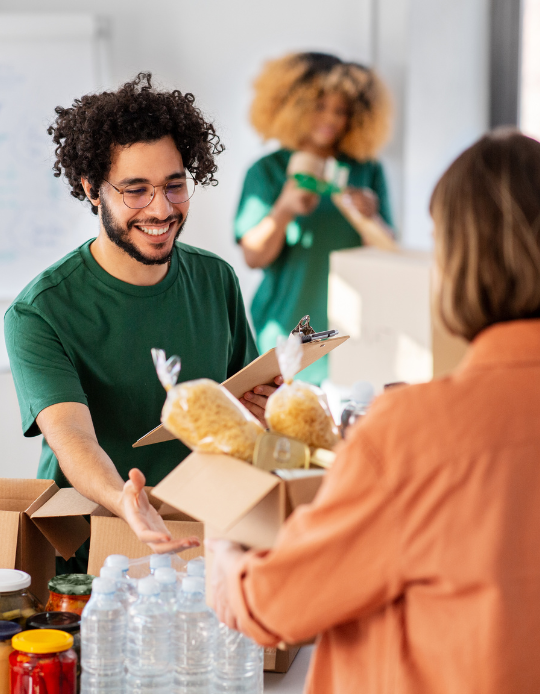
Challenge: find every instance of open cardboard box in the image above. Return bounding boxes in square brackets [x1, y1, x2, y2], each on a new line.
[153, 453, 325, 672]
[87, 489, 204, 576]
[0, 479, 106, 604]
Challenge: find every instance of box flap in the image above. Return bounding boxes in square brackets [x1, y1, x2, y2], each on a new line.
[133, 335, 349, 448]
[0, 511, 19, 567]
[153, 453, 280, 531]
[0, 479, 57, 513]
[30, 488, 100, 519]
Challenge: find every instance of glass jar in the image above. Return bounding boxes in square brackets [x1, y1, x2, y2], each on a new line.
[9, 629, 76, 694]
[46, 575, 95, 616]
[26, 613, 81, 689]
[0, 621, 22, 694]
[0, 570, 43, 628]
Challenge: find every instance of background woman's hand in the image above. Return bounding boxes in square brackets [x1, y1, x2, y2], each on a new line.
[274, 179, 320, 220]
[345, 187, 379, 218]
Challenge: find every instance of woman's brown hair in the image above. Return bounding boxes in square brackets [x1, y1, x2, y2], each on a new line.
[431, 129, 540, 342]
[250, 52, 392, 161]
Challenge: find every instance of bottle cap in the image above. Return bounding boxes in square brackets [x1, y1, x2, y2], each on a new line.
[0, 621, 22, 641]
[187, 558, 205, 578]
[182, 577, 205, 594]
[100, 566, 123, 581]
[0, 569, 31, 593]
[138, 577, 160, 596]
[48, 574, 95, 596]
[26, 612, 80, 633]
[12, 629, 73, 654]
[150, 554, 172, 570]
[91, 578, 116, 595]
[104, 555, 129, 571]
[154, 567, 176, 585]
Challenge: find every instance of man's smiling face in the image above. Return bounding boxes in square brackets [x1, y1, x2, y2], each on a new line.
[98, 135, 190, 266]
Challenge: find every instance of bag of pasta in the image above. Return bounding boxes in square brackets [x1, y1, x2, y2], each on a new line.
[153, 349, 264, 462]
[266, 335, 339, 451]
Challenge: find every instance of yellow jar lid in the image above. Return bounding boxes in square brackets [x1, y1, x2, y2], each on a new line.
[12, 629, 73, 654]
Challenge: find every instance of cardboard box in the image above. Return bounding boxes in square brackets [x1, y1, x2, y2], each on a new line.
[87, 491, 204, 576]
[153, 455, 324, 673]
[328, 247, 468, 391]
[0, 480, 103, 604]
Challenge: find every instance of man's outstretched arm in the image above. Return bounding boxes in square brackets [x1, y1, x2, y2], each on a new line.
[36, 401, 199, 554]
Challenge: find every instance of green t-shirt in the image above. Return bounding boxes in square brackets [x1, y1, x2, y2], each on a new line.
[4, 239, 258, 488]
[234, 149, 393, 385]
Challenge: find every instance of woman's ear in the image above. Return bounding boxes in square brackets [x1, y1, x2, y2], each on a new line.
[81, 177, 100, 207]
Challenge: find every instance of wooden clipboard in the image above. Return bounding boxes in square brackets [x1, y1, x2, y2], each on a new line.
[132, 334, 349, 448]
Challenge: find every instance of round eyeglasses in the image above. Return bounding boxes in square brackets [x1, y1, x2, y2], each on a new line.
[105, 175, 196, 209]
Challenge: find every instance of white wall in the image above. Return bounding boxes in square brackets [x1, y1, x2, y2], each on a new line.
[0, 0, 490, 478]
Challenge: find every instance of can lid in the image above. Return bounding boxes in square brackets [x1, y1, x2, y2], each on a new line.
[26, 612, 80, 633]
[182, 576, 205, 594]
[0, 621, 22, 641]
[12, 629, 73, 654]
[104, 555, 129, 571]
[48, 574, 95, 596]
[0, 569, 31, 592]
[150, 554, 172, 570]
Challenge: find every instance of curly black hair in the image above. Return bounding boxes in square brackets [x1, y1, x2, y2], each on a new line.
[48, 72, 224, 214]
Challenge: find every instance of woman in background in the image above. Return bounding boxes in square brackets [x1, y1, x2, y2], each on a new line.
[235, 52, 394, 385]
[212, 130, 540, 693]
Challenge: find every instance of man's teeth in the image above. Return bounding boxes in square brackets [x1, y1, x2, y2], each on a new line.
[139, 224, 170, 236]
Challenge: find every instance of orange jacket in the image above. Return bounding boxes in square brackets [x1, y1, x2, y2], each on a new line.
[226, 320, 540, 693]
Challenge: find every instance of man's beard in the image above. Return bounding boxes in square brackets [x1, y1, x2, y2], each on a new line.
[100, 197, 186, 266]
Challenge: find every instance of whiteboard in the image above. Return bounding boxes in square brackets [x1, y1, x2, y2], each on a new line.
[0, 13, 108, 369]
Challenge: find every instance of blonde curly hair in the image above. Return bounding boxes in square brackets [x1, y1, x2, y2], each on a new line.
[250, 52, 392, 161]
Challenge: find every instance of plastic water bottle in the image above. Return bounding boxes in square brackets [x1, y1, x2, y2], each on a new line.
[174, 576, 216, 694]
[100, 565, 138, 609]
[126, 577, 173, 693]
[154, 567, 178, 609]
[105, 554, 130, 576]
[81, 577, 126, 693]
[187, 557, 205, 578]
[214, 621, 264, 694]
[150, 553, 172, 574]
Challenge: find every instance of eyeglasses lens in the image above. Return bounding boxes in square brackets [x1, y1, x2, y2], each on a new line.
[122, 177, 195, 209]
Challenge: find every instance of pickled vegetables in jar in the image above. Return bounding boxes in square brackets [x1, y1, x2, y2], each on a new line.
[0, 570, 43, 629]
[45, 575, 95, 616]
[9, 629, 76, 694]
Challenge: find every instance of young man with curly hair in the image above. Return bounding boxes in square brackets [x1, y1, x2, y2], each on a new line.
[4, 73, 276, 566]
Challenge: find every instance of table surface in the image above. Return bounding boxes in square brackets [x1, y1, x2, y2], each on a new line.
[264, 646, 314, 693]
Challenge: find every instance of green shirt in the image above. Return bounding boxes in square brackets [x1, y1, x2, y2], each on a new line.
[4, 239, 258, 488]
[235, 149, 393, 385]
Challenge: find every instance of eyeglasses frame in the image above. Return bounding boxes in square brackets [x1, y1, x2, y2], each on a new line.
[104, 174, 197, 210]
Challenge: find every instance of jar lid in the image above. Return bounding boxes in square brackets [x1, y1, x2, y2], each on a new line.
[48, 574, 95, 596]
[0, 621, 22, 641]
[12, 629, 73, 654]
[26, 612, 81, 633]
[0, 569, 31, 592]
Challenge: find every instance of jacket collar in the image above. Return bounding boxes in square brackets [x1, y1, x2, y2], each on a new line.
[458, 319, 540, 372]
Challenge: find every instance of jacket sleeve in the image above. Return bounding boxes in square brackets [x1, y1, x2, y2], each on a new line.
[225, 418, 404, 645]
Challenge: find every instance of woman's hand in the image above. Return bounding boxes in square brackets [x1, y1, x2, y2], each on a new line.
[205, 538, 247, 629]
[344, 187, 379, 218]
[120, 469, 201, 553]
[274, 179, 320, 220]
[240, 376, 284, 427]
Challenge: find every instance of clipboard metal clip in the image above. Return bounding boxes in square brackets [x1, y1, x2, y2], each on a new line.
[291, 315, 339, 343]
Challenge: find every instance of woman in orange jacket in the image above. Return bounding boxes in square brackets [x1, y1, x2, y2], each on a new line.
[208, 128, 540, 694]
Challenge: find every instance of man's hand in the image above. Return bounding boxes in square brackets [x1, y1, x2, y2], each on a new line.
[344, 187, 379, 218]
[121, 469, 200, 554]
[239, 376, 284, 427]
[205, 538, 246, 629]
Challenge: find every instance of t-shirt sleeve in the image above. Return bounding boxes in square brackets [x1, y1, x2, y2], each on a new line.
[4, 303, 88, 437]
[372, 161, 394, 229]
[234, 162, 277, 242]
[225, 272, 259, 378]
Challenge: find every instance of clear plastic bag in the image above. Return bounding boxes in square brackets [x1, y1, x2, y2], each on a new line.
[266, 335, 339, 451]
[153, 349, 263, 462]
